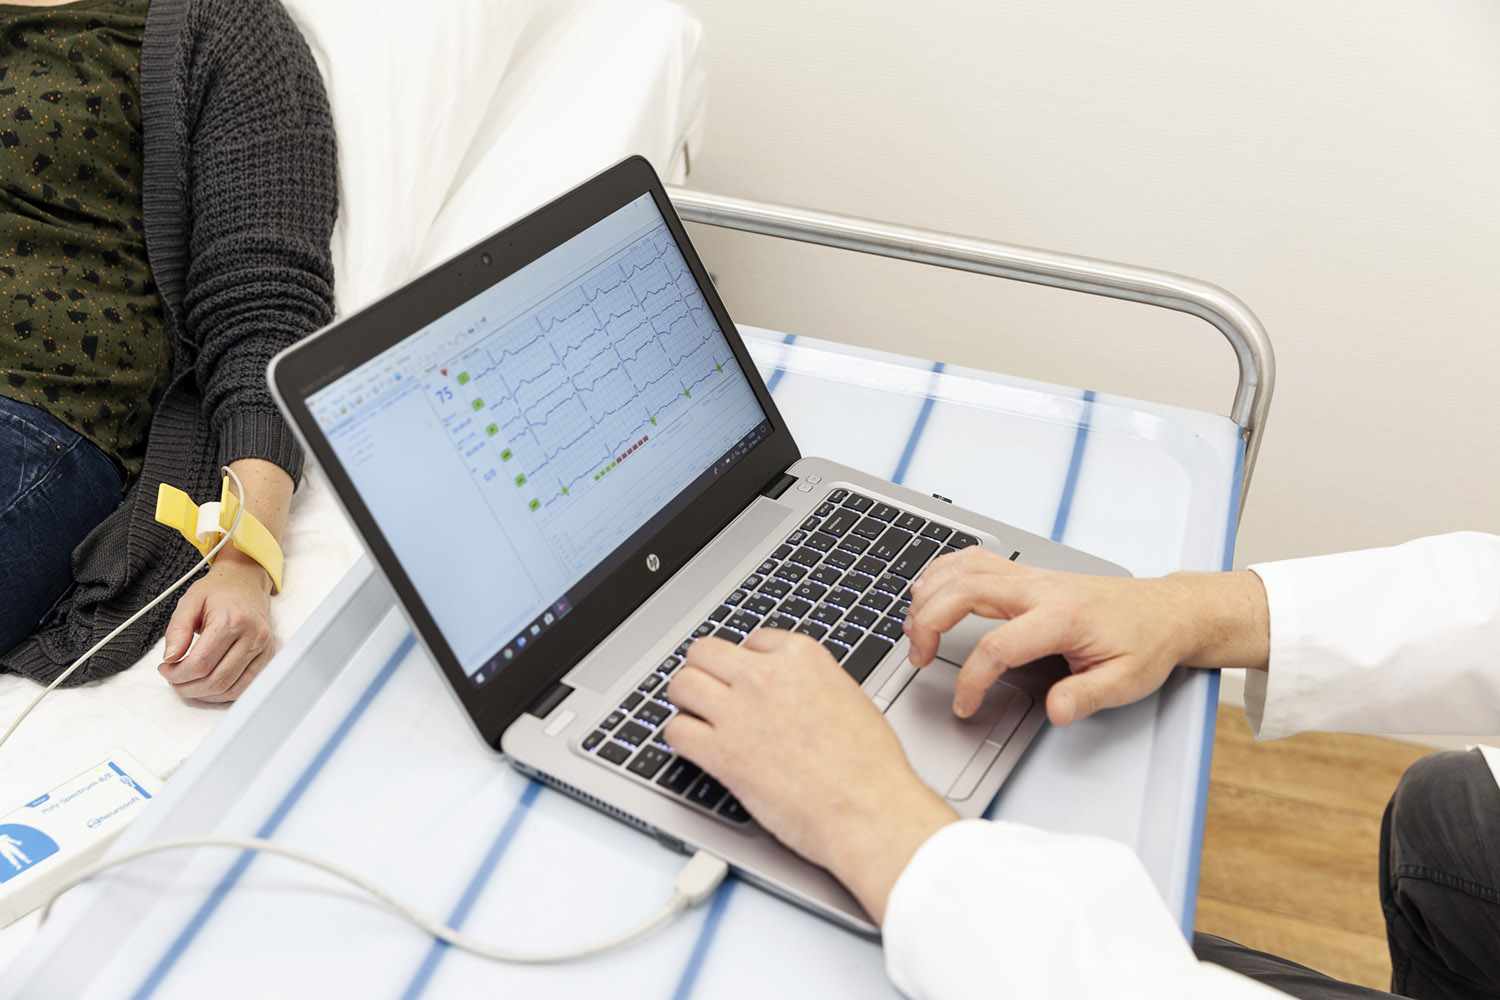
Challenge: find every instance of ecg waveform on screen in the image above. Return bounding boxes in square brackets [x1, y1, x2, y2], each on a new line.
[450, 227, 732, 520]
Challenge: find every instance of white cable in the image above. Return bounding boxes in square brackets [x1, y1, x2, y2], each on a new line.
[0, 466, 248, 754]
[39, 836, 729, 964]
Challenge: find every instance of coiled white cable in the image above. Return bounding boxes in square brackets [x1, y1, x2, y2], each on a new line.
[39, 836, 729, 963]
[0, 465, 248, 754]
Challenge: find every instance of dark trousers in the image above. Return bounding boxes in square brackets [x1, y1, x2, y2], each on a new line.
[1195, 748, 1500, 1000]
[0, 395, 123, 655]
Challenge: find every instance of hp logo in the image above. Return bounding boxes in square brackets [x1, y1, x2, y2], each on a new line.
[646, 554, 660, 572]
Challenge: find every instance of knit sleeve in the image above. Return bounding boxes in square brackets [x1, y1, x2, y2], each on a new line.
[179, 0, 338, 484]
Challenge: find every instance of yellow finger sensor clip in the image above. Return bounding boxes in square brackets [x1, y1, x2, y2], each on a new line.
[154, 477, 284, 593]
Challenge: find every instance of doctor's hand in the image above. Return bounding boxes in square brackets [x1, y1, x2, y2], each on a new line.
[664, 630, 958, 925]
[904, 547, 1271, 726]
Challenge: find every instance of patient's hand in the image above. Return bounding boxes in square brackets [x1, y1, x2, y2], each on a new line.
[664, 629, 957, 924]
[157, 554, 277, 704]
[904, 547, 1270, 725]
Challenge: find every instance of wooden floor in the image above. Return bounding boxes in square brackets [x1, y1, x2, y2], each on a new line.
[1196, 705, 1434, 992]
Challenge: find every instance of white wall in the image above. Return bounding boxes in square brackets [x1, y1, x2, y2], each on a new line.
[679, 0, 1500, 569]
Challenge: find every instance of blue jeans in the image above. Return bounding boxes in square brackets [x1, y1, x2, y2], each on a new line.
[0, 395, 124, 655]
[1196, 748, 1500, 1000]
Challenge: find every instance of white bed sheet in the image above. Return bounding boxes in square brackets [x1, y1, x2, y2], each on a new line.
[0, 0, 705, 966]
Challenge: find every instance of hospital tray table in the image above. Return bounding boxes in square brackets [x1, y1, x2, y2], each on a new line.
[5, 198, 1271, 1000]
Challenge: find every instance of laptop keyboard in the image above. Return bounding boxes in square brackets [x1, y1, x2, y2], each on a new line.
[578, 487, 979, 826]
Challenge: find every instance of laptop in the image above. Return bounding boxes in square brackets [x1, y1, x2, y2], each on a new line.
[268, 156, 1128, 934]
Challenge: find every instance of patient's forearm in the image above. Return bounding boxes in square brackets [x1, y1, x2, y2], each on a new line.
[1163, 569, 1270, 671]
[215, 457, 294, 593]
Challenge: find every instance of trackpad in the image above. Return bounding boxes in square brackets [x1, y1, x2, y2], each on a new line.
[885, 661, 1031, 799]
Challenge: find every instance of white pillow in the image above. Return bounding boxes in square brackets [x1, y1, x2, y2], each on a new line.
[279, 0, 537, 314]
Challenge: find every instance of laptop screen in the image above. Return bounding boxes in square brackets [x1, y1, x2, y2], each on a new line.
[306, 193, 769, 688]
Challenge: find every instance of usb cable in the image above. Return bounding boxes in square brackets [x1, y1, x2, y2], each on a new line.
[41, 836, 730, 963]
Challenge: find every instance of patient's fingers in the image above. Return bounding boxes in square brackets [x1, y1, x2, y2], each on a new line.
[682, 635, 748, 684]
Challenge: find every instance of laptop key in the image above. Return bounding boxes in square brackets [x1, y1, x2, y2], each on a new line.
[890, 538, 940, 579]
[693, 622, 714, 638]
[628, 745, 672, 780]
[816, 502, 836, 517]
[809, 565, 841, 587]
[582, 730, 606, 752]
[795, 621, 828, 640]
[870, 503, 900, 523]
[793, 581, 828, 603]
[757, 560, 777, 575]
[831, 623, 865, 647]
[838, 534, 870, 555]
[689, 776, 729, 810]
[760, 578, 792, 599]
[895, 512, 926, 533]
[598, 741, 632, 766]
[622, 693, 646, 713]
[871, 527, 913, 561]
[617, 720, 653, 747]
[718, 797, 752, 824]
[825, 588, 858, 609]
[765, 613, 798, 631]
[742, 574, 764, 591]
[715, 627, 746, 644]
[874, 573, 904, 595]
[789, 546, 821, 567]
[844, 605, 878, 629]
[772, 544, 793, 562]
[809, 603, 842, 625]
[779, 597, 814, 618]
[638, 674, 663, 694]
[950, 531, 980, 549]
[843, 493, 874, 513]
[804, 531, 836, 552]
[801, 516, 821, 532]
[658, 758, 702, 794]
[893, 599, 911, 618]
[828, 488, 849, 504]
[742, 593, 776, 615]
[728, 610, 761, 633]
[842, 635, 895, 683]
[603, 710, 626, 731]
[773, 563, 807, 583]
[823, 639, 851, 662]
[851, 517, 885, 541]
[860, 590, 893, 612]
[635, 700, 672, 727]
[823, 509, 858, 536]
[823, 548, 855, 571]
[874, 616, 906, 641]
[920, 522, 953, 543]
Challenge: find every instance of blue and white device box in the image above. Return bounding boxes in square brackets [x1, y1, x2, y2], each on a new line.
[0, 749, 162, 926]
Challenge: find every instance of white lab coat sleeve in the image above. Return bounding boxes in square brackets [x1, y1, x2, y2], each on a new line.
[1244, 532, 1500, 741]
[882, 820, 1289, 1000]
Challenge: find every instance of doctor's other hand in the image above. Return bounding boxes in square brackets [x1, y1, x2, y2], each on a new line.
[664, 630, 958, 925]
[904, 548, 1271, 726]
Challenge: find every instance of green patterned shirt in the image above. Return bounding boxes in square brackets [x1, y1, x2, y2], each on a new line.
[0, 0, 169, 486]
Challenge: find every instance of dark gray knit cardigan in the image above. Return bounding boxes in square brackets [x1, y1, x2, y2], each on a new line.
[0, 0, 338, 684]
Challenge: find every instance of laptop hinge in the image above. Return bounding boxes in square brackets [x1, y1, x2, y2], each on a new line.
[760, 471, 797, 500]
[524, 679, 574, 719]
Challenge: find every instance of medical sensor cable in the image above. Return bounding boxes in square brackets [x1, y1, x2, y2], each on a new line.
[39, 836, 730, 963]
[0, 466, 249, 755]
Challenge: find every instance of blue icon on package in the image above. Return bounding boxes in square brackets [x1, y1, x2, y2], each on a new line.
[0, 824, 59, 883]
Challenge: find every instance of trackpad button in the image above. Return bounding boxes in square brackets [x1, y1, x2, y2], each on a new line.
[885, 661, 1030, 797]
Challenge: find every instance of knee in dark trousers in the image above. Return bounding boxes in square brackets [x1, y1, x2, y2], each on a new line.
[1382, 748, 1500, 1000]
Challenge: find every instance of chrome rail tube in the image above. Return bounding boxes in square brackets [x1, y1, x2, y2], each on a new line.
[667, 186, 1274, 520]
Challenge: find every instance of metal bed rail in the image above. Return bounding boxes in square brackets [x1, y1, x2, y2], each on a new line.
[667, 186, 1274, 520]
